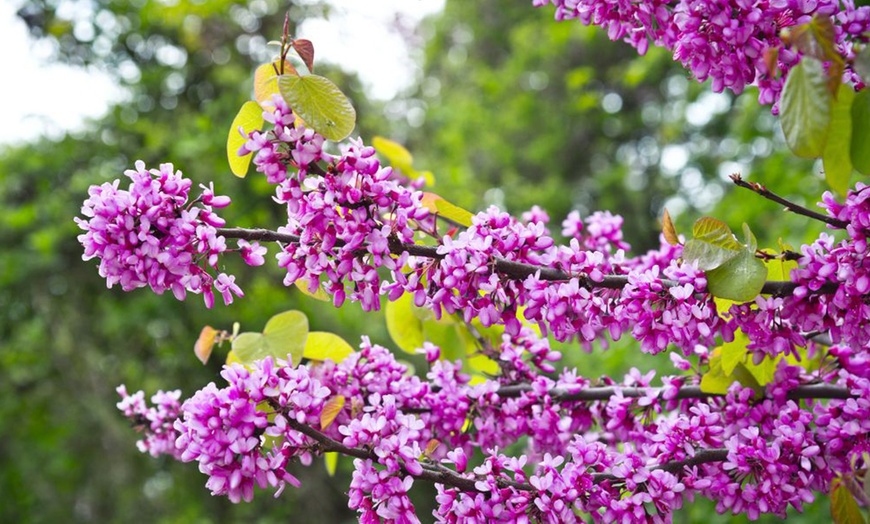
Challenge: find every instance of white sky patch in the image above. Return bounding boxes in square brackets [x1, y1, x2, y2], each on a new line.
[0, 2, 124, 144]
[1, 0, 445, 145]
[298, 0, 444, 100]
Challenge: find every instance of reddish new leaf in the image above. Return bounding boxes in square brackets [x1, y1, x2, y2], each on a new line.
[293, 38, 315, 72]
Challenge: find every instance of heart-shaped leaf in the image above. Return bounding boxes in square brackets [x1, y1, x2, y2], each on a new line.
[278, 74, 356, 141]
[682, 217, 741, 271]
[706, 248, 768, 302]
[303, 331, 355, 363]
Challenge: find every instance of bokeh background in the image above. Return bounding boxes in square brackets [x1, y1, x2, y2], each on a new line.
[1, 0, 835, 522]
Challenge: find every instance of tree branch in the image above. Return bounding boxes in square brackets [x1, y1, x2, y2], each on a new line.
[286, 415, 737, 494]
[217, 227, 839, 296]
[730, 174, 848, 229]
[495, 382, 854, 402]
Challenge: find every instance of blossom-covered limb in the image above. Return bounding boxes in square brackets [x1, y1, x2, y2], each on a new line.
[216, 226, 833, 298]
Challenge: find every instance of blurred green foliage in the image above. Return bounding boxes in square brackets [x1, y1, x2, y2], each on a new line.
[0, 0, 843, 522]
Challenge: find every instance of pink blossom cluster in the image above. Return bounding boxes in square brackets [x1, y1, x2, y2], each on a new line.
[119, 325, 870, 522]
[533, 0, 870, 109]
[76, 161, 262, 307]
[116, 385, 183, 458]
[235, 111, 732, 357]
[240, 97, 430, 312]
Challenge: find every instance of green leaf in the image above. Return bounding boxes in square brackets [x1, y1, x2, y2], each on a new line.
[831, 478, 865, 524]
[278, 74, 356, 141]
[227, 101, 264, 178]
[823, 84, 855, 195]
[385, 293, 426, 354]
[780, 57, 833, 158]
[782, 16, 844, 94]
[682, 217, 741, 271]
[303, 331, 355, 363]
[324, 452, 338, 477]
[851, 89, 870, 175]
[262, 310, 309, 366]
[706, 248, 768, 302]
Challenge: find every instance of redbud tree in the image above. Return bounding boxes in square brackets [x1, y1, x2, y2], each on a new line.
[79, 1, 870, 522]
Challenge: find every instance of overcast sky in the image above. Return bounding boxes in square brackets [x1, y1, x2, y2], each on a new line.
[0, 0, 445, 145]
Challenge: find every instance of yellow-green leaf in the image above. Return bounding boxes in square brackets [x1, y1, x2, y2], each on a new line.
[226, 349, 242, 365]
[295, 278, 330, 302]
[194, 325, 218, 365]
[254, 61, 296, 107]
[231, 332, 267, 363]
[278, 74, 356, 141]
[435, 199, 474, 228]
[386, 293, 426, 354]
[468, 353, 500, 375]
[324, 452, 339, 476]
[831, 478, 865, 524]
[421, 193, 474, 227]
[262, 310, 309, 366]
[700, 349, 762, 395]
[763, 249, 799, 282]
[720, 330, 750, 376]
[304, 331, 355, 363]
[372, 136, 414, 172]
[823, 84, 855, 195]
[744, 354, 779, 386]
[227, 101, 264, 178]
[320, 395, 345, 430]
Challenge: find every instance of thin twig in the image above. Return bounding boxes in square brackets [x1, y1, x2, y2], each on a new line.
[730, 174, 848, 228]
